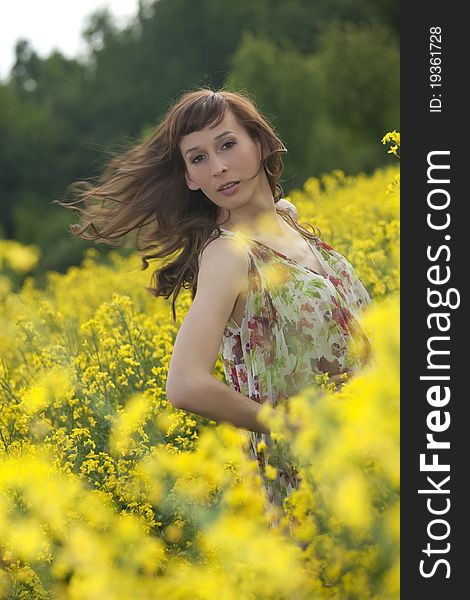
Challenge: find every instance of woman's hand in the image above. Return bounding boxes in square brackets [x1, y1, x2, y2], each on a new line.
[328, 369, 354, 391]
[314, 369, 355, 392]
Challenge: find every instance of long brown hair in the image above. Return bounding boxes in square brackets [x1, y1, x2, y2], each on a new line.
[53, 86, 320, 322]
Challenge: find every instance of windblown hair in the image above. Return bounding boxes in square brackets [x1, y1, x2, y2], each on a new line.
[54, 86, 321, 322]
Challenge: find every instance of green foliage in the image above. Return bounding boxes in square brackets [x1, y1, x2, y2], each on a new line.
[314, 21, 399, 134]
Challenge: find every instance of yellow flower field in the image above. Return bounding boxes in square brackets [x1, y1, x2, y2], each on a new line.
[0, 137, 400, 599]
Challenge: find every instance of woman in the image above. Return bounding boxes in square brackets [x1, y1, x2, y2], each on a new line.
[55, 87, 372, 530]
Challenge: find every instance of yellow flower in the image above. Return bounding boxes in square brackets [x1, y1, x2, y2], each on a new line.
[0, 240, 41, 273]
[265, 464, 278, 480]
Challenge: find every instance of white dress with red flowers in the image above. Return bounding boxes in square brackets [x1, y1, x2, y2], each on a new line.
[210, 219, 372, 530]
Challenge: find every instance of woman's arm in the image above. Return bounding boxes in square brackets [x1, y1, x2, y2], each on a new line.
[166, 235, 270, 435]
[169, 374, 270, 434]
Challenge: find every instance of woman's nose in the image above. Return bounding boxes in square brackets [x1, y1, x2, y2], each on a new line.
[211, 158, 228, 177]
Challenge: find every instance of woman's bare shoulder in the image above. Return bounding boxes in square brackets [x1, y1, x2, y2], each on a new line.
[276, 198, 298, 221]
[198, 232, 250, 271]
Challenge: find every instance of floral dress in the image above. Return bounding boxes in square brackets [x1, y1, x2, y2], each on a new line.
[212, 221, 373, 530]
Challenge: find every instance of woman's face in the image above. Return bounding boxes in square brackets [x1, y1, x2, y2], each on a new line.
[179, 110, 267, 209]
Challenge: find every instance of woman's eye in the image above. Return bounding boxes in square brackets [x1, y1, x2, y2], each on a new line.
[191, 140, 236, 164]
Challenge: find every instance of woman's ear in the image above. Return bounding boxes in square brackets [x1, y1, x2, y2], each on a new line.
[184, 170, 200, 191]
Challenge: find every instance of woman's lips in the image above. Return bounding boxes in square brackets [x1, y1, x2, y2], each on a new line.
[218, 181, 240, 195]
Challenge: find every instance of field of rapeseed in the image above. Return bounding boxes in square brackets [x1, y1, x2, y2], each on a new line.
[0, 135, 399, 599]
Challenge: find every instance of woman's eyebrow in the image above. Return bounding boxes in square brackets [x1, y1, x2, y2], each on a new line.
[184, 130, 236, 156]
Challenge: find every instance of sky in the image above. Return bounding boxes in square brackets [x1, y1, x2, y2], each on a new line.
[0, 0, 141, 81]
